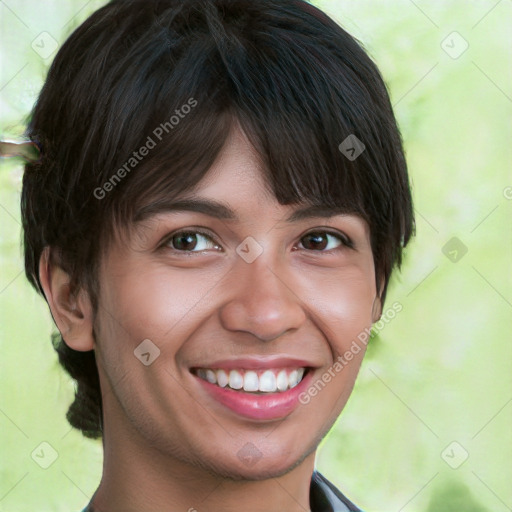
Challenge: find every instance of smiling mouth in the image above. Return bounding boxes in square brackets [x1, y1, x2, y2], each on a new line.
[191, 367, 308, 394]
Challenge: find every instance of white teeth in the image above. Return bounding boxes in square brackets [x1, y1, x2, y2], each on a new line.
[217, 369, 228, 388]
[195, 367, 307, 393]
[228, 370, 243, 390]
[276, 370, 288, 391]
[288, 370, 299, 388]
[243, 371, 259, 392]
[259, 370, 277, 392]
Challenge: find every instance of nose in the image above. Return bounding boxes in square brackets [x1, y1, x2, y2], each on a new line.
[219, 256, 307, 342]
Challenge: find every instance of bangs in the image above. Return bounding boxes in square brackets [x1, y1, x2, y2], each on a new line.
[94, 6, 386, 235]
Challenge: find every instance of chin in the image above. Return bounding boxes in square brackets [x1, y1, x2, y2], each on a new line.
[202, 462, 297, 482]
[194, 442, 315, 482]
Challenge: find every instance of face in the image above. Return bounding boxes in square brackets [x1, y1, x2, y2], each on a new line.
[93, 127, 380, 480]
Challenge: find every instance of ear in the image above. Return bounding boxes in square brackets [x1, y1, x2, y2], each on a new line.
[39, 247, 95, 351]
[371, 277, 385, 323]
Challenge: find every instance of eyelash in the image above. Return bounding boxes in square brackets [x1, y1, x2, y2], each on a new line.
[160, 228, 353, 254]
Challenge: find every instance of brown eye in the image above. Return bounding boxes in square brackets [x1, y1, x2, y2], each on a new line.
[299, 231, 349, 251]
[166, 231, 219, 252]
[172, 232, 199, 251]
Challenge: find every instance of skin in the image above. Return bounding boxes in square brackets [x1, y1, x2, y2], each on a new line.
[40, 127, 382, 512]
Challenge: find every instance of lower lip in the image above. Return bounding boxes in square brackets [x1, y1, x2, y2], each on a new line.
[193, 370, 313, 421]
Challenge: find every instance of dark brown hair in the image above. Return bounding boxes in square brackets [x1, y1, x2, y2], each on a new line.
[21, 0, 414, 438]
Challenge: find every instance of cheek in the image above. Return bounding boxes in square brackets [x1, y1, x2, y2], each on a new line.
[300, 267, 376, 355]
[97, 264, 222, 347]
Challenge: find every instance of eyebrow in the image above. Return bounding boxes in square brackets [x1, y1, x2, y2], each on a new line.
[134, 197, 355, 223]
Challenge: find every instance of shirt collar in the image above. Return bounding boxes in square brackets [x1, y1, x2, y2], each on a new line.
[310, 470, 362, 512]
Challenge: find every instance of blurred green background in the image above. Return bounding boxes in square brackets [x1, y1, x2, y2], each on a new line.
[1, 1, 511, 511]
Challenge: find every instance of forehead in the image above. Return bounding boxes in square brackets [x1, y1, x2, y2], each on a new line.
[182, 127, 276, 206]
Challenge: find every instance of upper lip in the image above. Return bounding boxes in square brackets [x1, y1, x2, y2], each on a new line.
[190, 356, 319, 371]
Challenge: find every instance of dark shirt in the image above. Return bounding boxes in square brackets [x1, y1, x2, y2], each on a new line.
[81, 470, 362, 512]
[310, 471, 362, 511]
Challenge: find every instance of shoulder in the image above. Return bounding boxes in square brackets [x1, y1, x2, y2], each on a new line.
[310, 470, 364, 512]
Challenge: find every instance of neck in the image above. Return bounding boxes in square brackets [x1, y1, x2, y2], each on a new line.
[89, 442, 315, 512]
[88, 405, 315, 512]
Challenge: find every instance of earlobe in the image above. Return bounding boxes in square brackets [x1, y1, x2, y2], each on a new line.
[39, 247, 95, 352]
